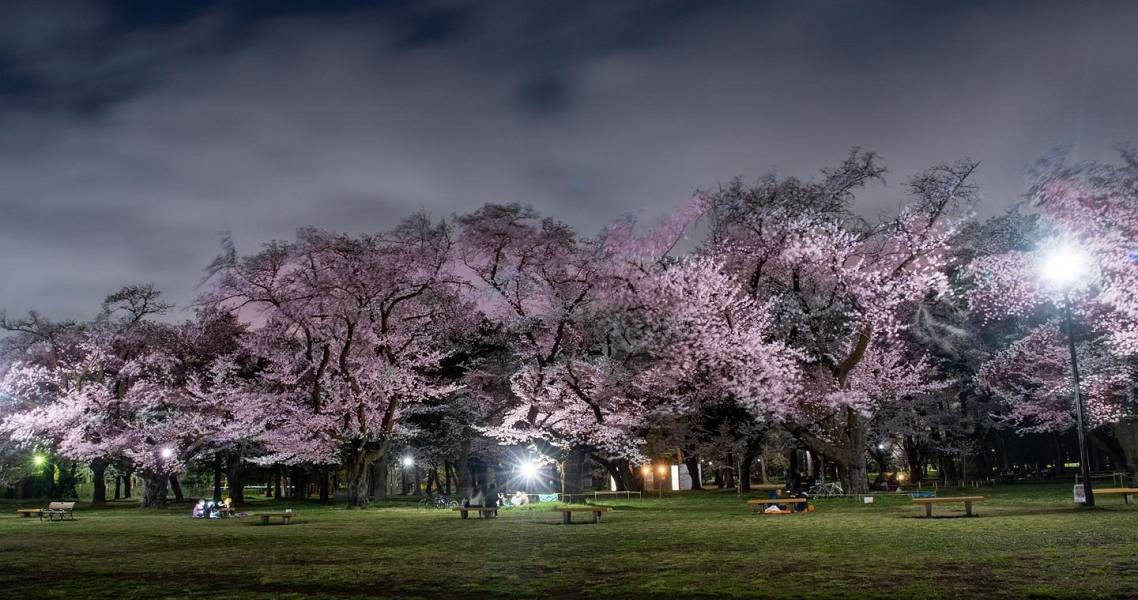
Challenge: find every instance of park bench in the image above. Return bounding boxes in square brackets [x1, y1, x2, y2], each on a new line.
[747, 498, 808, 514]
[16, 508, 44, 520]
[912, 496, 984, 517]
[452, 505, 498, 519]
[253, 512, 296, 525]
[1094, 487, 1138, 505]
[551, 506, 612, 524]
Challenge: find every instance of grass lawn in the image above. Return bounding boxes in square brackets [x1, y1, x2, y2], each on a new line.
[1, 485, 1136, 599]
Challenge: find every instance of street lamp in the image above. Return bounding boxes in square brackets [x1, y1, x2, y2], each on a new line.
[1040, 243, 1095, 507]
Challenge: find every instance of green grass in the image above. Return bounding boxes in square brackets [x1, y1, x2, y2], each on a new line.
[1, 485, 1136, 599]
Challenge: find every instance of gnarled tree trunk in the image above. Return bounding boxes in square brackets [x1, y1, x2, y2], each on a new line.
[141, 475, 168, 509]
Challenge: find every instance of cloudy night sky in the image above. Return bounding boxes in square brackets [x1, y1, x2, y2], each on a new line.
[2, 0, 1136, 320]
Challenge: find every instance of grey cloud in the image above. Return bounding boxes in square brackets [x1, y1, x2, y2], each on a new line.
[1, 0, 1136, 322]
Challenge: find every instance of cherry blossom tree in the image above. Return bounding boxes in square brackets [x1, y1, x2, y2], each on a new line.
[707, 151, 977, 493]
[1, 287, 249, 508]
[206, 216, 465, 507]
[968, 151, 1138, 472]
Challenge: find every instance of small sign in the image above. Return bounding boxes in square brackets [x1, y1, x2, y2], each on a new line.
[863, 496, 874, 504]
[1073, 484, 1086, 504]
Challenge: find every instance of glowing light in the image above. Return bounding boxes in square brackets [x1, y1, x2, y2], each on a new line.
[877, 443, 886, 451]
[160, 447, 174, 459]
[656, 465, 666, 475]
[896, 473, 907, 482]
[640, 465, 651, 476]
[401, 456, 414, 468]
[519, 460, 539, 480]
[1040, 243, 1090, 288]
[32, 454, 46, 467]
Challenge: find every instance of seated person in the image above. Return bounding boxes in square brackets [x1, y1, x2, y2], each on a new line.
[192, 500, 206, 518]
[511, 491, 530, 506]
[767, 489, 786, 512]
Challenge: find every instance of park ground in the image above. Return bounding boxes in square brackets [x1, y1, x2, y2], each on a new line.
[1, 484, 1136, 599]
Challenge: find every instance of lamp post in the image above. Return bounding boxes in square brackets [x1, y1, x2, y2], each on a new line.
[1041, 244, 1094, 507]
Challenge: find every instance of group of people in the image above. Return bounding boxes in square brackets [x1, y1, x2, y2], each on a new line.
[192, 497, 235, 519]
[461, 483, 533, 514]
[764, 472, 814, 514]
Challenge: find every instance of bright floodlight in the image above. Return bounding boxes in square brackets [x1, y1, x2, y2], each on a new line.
[641, 465, 651, 475]
[160, 447, 174, 459]
[401, 456, 414, 468]
[32, 454, 46, 466]
[657, 465, 666, 475]
[519, 460, 539, 480]
[1040, 244, 1090, 288]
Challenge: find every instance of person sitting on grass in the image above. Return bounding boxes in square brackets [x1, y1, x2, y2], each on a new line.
[765, 489, 787, 513]
[511, 491, 530, 506]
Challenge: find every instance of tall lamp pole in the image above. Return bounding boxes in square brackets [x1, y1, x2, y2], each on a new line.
[1061, 291, 1094, 507]
[1042, 244, 1094, 507]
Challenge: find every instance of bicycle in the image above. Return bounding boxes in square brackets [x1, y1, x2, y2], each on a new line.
[807, 482, 844, 498]
[417, 495, 459, 509]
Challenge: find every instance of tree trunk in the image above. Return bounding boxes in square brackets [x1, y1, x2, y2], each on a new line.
[291, 465, 307, 500]
[903, 435, 924, 484]
[592, 454, 639, 491]
[168, 475, 184, 501]
[141, 476, 168, 509]
[444, 460, 453, 495]
[739, 453, 754, 492]
[274, 468, 283, 498]
[45, 460, 58, 499]
[369, 456, 390, 500]
[562, 446, 588, 500]
[90, 459, 108, 506]
[457, 440, 474, 499]
[319, 465, 330, 503]
[684, 455, 702, 491]
[122, 470, 133, 498]
[345, 448, 372, 508]
[212, 455, 223, 501]
[1109, 420, 1138, 477]
[225, 450, 245, 504]
[114, 474, 122, 500]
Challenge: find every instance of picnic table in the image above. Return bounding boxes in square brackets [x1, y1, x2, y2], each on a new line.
[1094, 487, 1138, 505]
[747, 498, 809, 515]
[452, 505, 498, 519]
[912, 496, 984, 517]
[551, 506, 612, 524]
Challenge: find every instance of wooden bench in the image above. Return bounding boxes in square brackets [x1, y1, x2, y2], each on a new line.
[1095, 487, 1138, 505]
[16, 508, 44, 521]
[912, 496, 984, 517]
[452, 505, 498, 519]
[747, 498, 809, 514]
[253, 512, 296, 525]
[551, 506, 612, 524]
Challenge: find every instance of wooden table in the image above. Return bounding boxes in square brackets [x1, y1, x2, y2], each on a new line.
[748, 498, 808, 514]
[551, 506, 612, 524]
[912, 496, 984, 517]
[253, 512, 296, 525]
